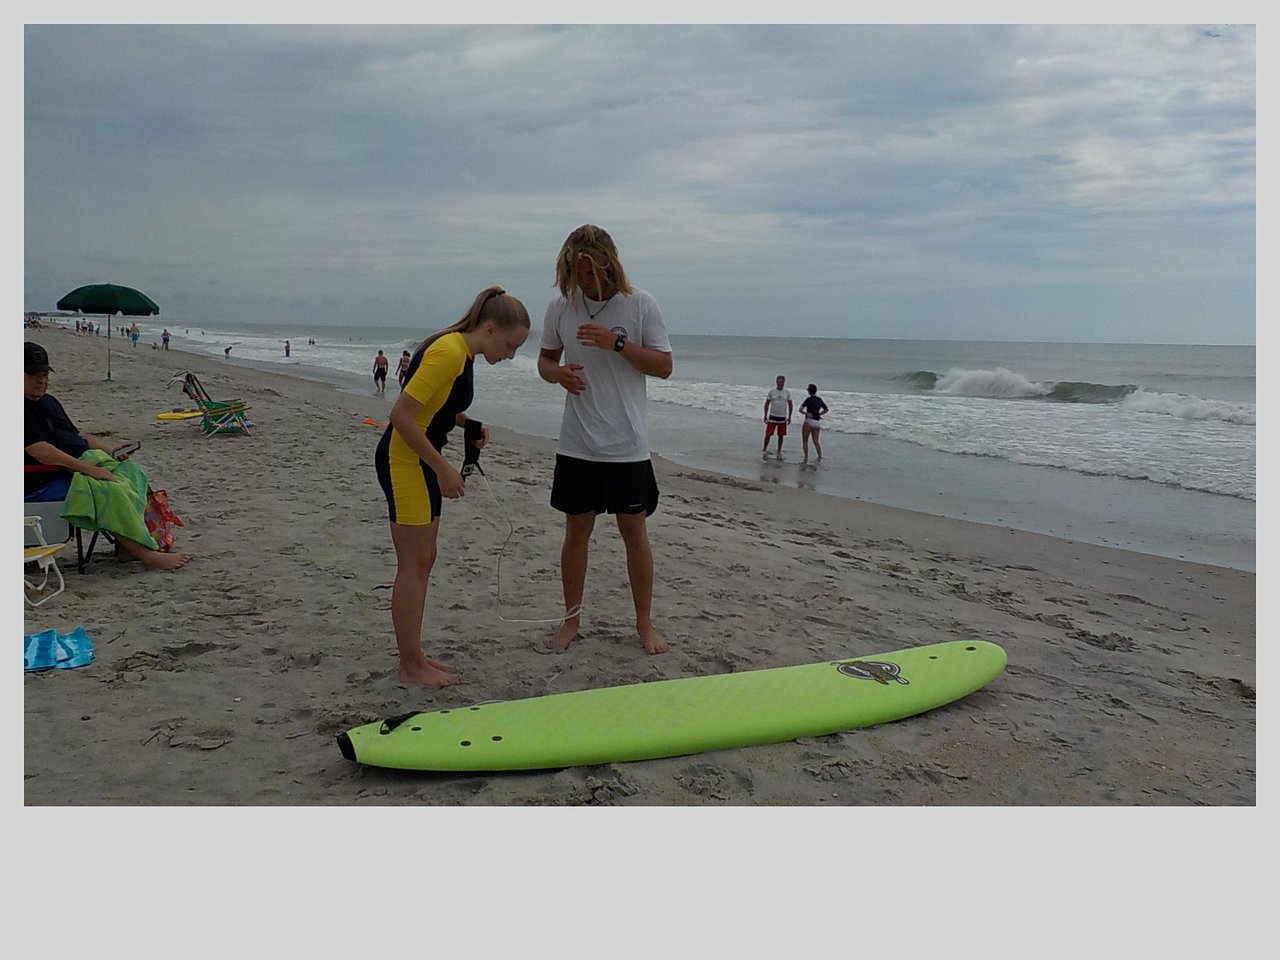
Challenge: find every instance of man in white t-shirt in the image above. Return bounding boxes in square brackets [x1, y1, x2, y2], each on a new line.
[537, 224, 674, 655]
[762, 374, 793, 459]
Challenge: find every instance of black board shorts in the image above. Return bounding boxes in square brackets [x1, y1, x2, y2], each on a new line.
[550, 454, 659, 517]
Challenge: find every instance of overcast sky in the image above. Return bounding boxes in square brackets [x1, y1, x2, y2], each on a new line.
[22, 21, 1256, 343]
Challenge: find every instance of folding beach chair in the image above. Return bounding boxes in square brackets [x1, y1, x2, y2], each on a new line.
[167, 371, 253, 437]
[24, 464, 114, 574]
[24, 516, 68, 607]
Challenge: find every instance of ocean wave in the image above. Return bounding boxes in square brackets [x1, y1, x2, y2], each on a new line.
[932, 367, 1050, 398]
[899, 366, 1253, 424]
[1045, 381, 1138, 403]
[1120, 388, 1256, 425]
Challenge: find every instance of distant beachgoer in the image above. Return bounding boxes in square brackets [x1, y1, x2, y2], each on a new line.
[373, 350, 389, 393]
[375, 284, 530, 687]
[162, 328, 171, 350]
[224, 346, 232, 357]
[762, 374, 792, 459]
[130, 328, 141, 349]
[396, 350, 411, 389]
[800, 383, 829, 463]
[284, 339, 291, 358]
[537, 223, 674, 656]
[23, 342, 190, 572]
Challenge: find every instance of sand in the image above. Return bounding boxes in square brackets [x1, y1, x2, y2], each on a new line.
[21, 326, 1255, 806]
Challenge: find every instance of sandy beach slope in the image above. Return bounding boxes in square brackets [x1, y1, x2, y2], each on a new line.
[21, 327, 1255, 805]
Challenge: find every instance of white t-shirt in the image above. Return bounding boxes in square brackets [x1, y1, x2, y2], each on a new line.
[540, 287, 672, 462]
[766, 387, 792, 421]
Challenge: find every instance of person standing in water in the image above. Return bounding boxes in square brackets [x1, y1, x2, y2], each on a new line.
[374, 285, 530, 687]
[799, 383, 829, 463]
[762, 374, 792, 459]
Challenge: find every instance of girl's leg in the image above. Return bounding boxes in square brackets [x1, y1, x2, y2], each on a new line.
[389, 520, 458, 686]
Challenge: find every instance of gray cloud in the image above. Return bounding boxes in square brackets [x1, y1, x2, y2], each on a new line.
[24, 23, 1255, 343]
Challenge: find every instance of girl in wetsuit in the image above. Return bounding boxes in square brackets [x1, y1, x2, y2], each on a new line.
[375, 284, 530, 687]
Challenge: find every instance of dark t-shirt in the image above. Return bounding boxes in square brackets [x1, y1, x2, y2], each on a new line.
[800, 395, 826, 421]
[25, 394, 88, 493]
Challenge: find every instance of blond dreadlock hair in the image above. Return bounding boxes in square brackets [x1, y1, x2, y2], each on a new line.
[554, 224, 634, 300]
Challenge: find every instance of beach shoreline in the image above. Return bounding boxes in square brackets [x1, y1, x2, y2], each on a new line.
[22, 327, 1256, 805]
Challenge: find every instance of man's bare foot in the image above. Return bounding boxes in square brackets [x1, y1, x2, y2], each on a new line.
[552, 620, 579, 652]
[638, 624, 668, 655]
[140, 550, 191, 571]
[399, 658, 459, 688]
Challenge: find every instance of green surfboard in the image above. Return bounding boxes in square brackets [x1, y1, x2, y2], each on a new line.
[337, 639, 1006, 772]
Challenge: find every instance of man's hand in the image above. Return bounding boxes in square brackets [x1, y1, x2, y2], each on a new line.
[557, 363, 587, 395]
[576, 323, 615, 350]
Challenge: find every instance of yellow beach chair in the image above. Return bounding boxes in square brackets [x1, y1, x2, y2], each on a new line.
[24, 516, 68, 607]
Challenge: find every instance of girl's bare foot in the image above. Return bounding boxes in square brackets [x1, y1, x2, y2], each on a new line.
[426, 657, 461, 679]
[399, 658, 459, 688]
[638, 624, 668, 655]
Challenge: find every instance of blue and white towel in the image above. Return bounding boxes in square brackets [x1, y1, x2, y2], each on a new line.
[24, 627, 95, 671]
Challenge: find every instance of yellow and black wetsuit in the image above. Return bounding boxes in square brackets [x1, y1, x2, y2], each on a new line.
[374, 331, 474, 525]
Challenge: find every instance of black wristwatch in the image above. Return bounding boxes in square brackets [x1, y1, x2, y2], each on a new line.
[613, 335, 626, 352]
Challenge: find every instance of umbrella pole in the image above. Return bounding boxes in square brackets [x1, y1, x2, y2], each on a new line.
[105, 315, 112, 380]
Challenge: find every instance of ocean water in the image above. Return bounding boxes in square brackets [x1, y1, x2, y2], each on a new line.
[157, 321, 1256, 571]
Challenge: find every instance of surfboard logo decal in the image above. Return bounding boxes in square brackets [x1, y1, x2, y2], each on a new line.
[836, 660, 910, 685]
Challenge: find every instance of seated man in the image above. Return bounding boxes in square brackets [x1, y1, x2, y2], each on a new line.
[24, 342, 190, 571]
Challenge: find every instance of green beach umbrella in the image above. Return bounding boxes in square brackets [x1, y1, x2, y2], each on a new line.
[56, 283, 160, 380]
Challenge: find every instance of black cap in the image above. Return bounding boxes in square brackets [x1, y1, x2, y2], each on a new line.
[25, 342, 53, 374]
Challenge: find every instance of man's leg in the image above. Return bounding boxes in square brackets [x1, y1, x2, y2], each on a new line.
[616, 512, 668, 655]
[554, 511, 595, 650]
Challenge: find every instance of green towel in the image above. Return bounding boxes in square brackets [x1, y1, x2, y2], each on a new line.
[61, 449, 158, 550]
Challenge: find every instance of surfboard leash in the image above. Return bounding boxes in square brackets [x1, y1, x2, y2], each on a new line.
[462, 424, 583, 628]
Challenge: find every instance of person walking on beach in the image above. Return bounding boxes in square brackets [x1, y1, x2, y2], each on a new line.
[799, 383, 829, 463]
[373, 350, 389, 393]
[537, 224, 674, 656]
[762, 374, 792, 459]
[375, 285, 530, 687]
[396, 350, 412, 389]
[162, 328, 171, 350]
